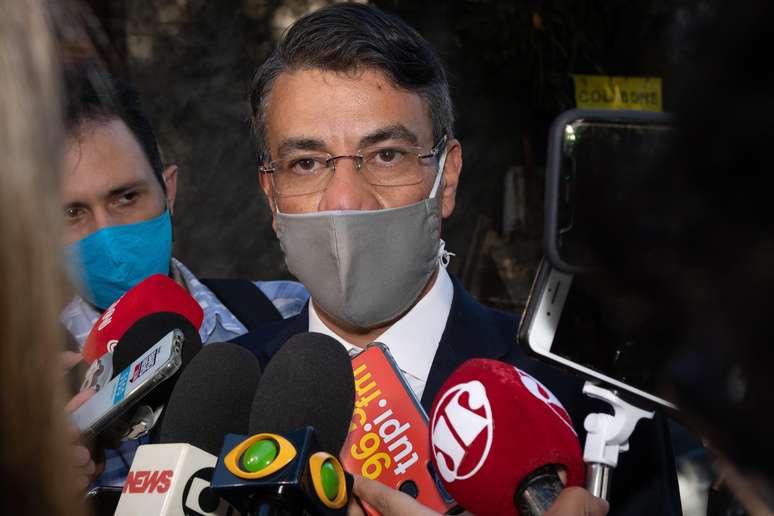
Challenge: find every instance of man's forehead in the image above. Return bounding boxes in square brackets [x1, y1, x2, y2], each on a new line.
[266, 67, 433, 148]
[61, 118, 158, 197]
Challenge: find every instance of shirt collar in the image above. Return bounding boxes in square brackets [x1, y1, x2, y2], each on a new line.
[60, 259, 247, 347]
[308, 265, 454, 383]
[171, 258, 247, 342]
[60, 295, 101, 347]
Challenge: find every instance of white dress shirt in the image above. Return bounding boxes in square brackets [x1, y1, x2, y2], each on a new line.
[308, 265, 454, 400]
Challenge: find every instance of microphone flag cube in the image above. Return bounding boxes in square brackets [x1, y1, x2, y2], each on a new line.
[114, 443, 237, 516]
[211, 428, 352, 515]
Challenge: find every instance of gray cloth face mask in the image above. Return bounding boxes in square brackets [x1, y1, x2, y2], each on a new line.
[274, 150, 450, 329]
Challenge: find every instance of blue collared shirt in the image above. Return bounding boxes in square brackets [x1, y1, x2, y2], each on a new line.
[62, 258, 308, 487]
[61, 258, 308, 346]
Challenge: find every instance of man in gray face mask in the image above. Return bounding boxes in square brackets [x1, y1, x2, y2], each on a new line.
[243, 4, 464, 404]
[241, 1, 544, 406]
[236, 4, 680, 515]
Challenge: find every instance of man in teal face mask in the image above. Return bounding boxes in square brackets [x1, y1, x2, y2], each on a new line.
[59, 68, 308, 487]
[61, 92, 175, 313]
[60, 69, 308, 345]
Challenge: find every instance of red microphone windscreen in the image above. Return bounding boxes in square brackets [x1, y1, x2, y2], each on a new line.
[430, 359, 584, 515]
[82, 274, 204, 363]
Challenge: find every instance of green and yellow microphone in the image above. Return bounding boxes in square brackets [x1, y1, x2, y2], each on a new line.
[211, 333, 355, 515]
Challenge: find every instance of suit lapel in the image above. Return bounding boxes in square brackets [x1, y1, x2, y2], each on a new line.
[233, 303, 309, 370]
[236, 280, 519, 413]
[421, 276, 517, 410]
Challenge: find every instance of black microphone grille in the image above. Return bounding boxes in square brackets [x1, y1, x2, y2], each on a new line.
[249, 332, 355, 455]
[111, 312, 202, 377]
[158, 342, 261, 455]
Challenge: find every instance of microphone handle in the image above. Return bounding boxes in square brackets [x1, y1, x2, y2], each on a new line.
[245, 496, 303, 516]
[515, 465, 565, 516]
[250, 504, 294, 516]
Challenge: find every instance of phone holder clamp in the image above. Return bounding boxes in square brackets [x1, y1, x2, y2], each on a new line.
[581, 382, 654, 500]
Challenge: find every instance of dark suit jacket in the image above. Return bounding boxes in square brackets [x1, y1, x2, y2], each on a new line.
[234, 276, 682, 515]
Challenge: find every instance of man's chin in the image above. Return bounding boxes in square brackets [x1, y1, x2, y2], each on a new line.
[311, 269, 438, 336]
[313, 300, 399, 334]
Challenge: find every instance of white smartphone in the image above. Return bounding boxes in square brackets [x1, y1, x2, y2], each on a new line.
[544, 109, 675, 273]
[518, 259, 677, 410]
[72, 330, 184, 437]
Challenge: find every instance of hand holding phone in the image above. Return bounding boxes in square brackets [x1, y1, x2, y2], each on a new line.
[66, 388, 99, 492]
[71, 330, 183, 438]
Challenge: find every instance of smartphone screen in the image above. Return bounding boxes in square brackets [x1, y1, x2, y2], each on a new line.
[555, 274, 675, 402]
[546, 111, 675, 272]
[520, 260, 677, 410]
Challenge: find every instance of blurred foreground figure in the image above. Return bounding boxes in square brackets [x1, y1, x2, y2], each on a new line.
[0, 0, 87, 514]
[587, 1, 774, 513]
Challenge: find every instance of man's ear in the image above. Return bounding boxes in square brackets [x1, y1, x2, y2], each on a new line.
[162, 165, 178, 214]
[440, 139, 462, 219]
[259, 171, 278, 233]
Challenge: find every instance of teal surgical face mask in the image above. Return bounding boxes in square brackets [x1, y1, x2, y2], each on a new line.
[274, 150, 451, 329]
[64, 210, 173, 310]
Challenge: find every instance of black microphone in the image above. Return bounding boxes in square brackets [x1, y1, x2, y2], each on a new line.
[212, 332, 356, 515]
[158, 341, 261, 453]
[249, 332, 355, 453]
[112, 311, 202, 378]
[115, 342, 260, 516]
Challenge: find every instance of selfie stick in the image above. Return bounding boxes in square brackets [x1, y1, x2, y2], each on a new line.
[581, 382, 654, 500]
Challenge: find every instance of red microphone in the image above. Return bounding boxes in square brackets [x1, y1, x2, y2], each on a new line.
[82, 274, 203, 364]
[429, 359, 584, 515]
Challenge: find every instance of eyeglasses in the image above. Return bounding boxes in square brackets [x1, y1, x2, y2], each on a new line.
[260, 135, 448, 197]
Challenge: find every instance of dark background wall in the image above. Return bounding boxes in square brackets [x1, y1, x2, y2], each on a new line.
[84, 0, 698, 312]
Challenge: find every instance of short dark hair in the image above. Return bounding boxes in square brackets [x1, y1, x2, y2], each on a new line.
[249, 3, 453, 162]
[63, 65, 166, 191]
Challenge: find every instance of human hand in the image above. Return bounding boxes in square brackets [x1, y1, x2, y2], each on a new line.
[347, 475, 442, 516]
[65, 388, 102, 491]
[60, 350, 84, 376]
[60, 349, 89, 396]
[545, 486, 609, 516]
